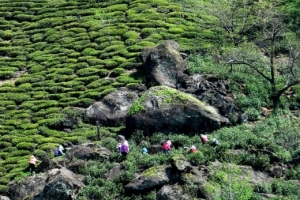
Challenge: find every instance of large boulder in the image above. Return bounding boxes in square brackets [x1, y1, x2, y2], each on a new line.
[124, 165, 180, 192]
[37, 143, 111, 173]
[141, 40, 187, 88]
[85, 87, 139, 126]
[104, 163, 124, 181]
[178, 74, 247, 123]
[209, 161, 273, 185]
[9, 167, 84, 200]
[126, 86, 229, 134]
[156, 185, 190, 200]
[171, 154, 192, 172]
[67, 143, 112, 161]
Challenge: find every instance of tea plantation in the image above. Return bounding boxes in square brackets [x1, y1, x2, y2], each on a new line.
[0, 0, 300, 199]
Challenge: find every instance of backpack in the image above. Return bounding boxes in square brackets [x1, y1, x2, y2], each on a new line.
[121, 144, 129, 153]
[54, 149, 61, 157]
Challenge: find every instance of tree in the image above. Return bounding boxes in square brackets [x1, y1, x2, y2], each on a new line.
[203, 0, 300, 109]
[200, 0, 262, 47]
[225, 6, 300, 109]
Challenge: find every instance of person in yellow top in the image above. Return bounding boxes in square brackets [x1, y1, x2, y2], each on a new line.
[29, 155, 38, 175]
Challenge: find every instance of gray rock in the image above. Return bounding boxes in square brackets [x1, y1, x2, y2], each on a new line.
[268, 165, 284, 178]
[85, 87, 139, 126]
[127, 86, 229, 134]
[0, 196, 10, 200]
[67, 143, 112, 161]
[171, 154, 192, 172]
[141, 40, 187, 88]
[104, 163, 123, 181]
[157, 185, 190, 200]
[124, 165, 179, 192]
[259, 193, 278, 199]
[9, 168, 85, 200]
[209, 161, 273, 185]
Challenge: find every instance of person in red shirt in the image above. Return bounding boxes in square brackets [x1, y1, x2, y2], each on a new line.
[162, 140, 171, 153]
[200, 134, 209, 144]
[29, 155, 38, 175]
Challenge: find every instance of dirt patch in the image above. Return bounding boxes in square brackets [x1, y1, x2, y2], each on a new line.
[0, 70, 27, 87]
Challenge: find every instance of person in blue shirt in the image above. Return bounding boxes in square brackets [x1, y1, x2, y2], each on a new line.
[142, 147, 148, 154]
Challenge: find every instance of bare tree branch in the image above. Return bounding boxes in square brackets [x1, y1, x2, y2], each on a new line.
[226, 59, 272, 82]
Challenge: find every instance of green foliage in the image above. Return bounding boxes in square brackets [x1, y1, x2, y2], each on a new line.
[0, 0, 299, 197]
[285, 164, 300, 180]
[0, 185, 8, 194]
[128, 95, 146, 116]
[239, 152, 270, 169]
[204, 163, 254, 200]
[0, 71, 14, 79]
[271, 180, 300, 198]
[16, 142, 36, 151]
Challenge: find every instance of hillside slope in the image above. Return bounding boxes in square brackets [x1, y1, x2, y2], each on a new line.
[0, 0, 300, 199]
[0, 0, 211, 193]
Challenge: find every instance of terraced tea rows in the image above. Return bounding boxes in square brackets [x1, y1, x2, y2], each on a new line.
[0, 0, 209, 193]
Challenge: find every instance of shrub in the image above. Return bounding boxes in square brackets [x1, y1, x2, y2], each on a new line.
[0, 142, 12, 148]
[110, 68, 125, 76]
[0, 185, 8, 194]
[76, 67, 99, 76]
[0, 71, 14, 79]
[16, 142, 36, 151]
[17, 83, 32, 92]
[99, 88, 116, 98]
[99, 59, 118, 69]
[204, 164, 254, 200]
[126, 83, 140, 89]
[239, 152, 270, 169]
[12, 137, 34, 145]
[115, 73, 140, 84]
[168, 27, 184, 34]
[87, 79, 111, 89]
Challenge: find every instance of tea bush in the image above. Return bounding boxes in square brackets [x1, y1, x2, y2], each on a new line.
[204, 164, 254, 200]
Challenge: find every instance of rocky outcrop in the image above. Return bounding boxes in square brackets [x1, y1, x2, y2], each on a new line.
[157, 185, 190, 200]
[171, 154, 192, 172]
[104, 163, 123, 181]
[85, 87, 139, 126]
[36, 143, 111, 174]
[61, 107, 85, 132]
[126, 85, 229, 134]
[82, 40, 245, 130]
[178, 74, 246, 123]
[141, 41, 247, 125]
[67, 143, 111, 161]
[123, 156, 275, 199]
[141, 40, 187, 88]
[36, 156, 86, 174]
[267, 163, 288, 178]
[9, 168, 85, 200]
[124, 165, 180, 192]
[0, 196, 10, 200]
[209, 161, 273, 185]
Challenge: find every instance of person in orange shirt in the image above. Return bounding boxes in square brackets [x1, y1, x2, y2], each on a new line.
[29, 155, 38, 175]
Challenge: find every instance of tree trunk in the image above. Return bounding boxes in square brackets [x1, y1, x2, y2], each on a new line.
[96, 120, 101, 140]
[271, 94, 280, 110]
